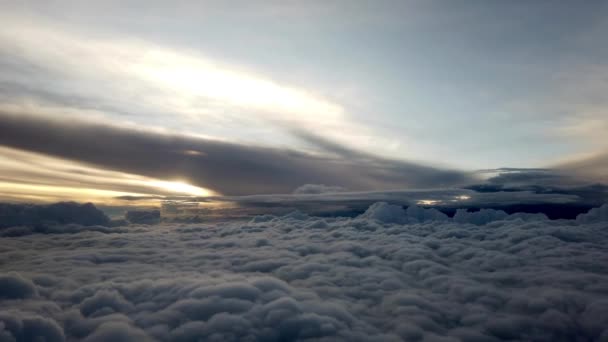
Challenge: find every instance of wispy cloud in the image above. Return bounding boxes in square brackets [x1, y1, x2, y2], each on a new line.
[0, 18, 363, 148]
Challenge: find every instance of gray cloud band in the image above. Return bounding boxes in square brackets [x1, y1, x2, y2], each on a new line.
[0, 112, 473, 195]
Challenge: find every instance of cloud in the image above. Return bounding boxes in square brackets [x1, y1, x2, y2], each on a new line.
[556, 151, 608, 184]
[0, 202, 109, 229]
[0, 311, 65, 342]
[0, 273, 37, 299]
[125, 210, 161, 225]
[179, 187, 582, 220]
[0, 224, 126, 238]
[452, 208, 547, 225]
[293, 184, 348, 195]
[358, 202, 548, 226]
[0, 112, 473, 196]
[576, 203, 608, 223]
[0, 19, 347, 136]
[83, 321, 152, 342]
[357, 202, 448, 224]
[0, 146, 216, 203]
[463, 168, 608, 218]
[1, 202, 608, 341]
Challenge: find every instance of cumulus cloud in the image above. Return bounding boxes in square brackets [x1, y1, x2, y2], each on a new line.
[1, 202, 607, 341]
[357, 202, 550, 226]
[0, 311, 65, 342]
[357, 202, 448, 224]
[0, 202, 109, 228]
[0, 273, 37, 299]
[576, 203, 608, 223]
[0, 202, 133, 237]
[125, 210, 161, 225]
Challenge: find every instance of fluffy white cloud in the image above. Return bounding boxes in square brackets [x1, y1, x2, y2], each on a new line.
[357, 202, 449, 224]
[576, 203, 608, 223]
[0, 202, 607, 341]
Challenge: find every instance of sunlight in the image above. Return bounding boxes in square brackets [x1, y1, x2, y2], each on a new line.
[0, 181, 148, 204]
[146, 180, 213, 197]
[131, 50, 344, 122]
[0, 147, 216, 203]
[417, 199, 440, 205]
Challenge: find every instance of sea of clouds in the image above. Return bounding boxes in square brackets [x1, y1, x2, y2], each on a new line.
[1, 202, 608, 341]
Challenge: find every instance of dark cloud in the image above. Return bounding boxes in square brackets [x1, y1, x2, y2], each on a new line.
[486, 171, 566, 187]
[0, 112, 473, 196]
[104, 186, 587, 221]
[0, 311, 65, 342]
[82, 321, 152, 342]
[358, 202, 448, 224]
[576, 203, 608, 223]
[292, 184, 348, 195]
[0, 224, 127, 238]
[0, 273, 37, 299]
[1, 203, 608, 341]
[168, 188, 581, 219]
[452, 208, 547, 225]
[462, 168, 608, 218]
[294, 129, 470, 188]
[471, 167, 608, 205]
[125, 210, 161, 225]
[0, 202, 109, 229]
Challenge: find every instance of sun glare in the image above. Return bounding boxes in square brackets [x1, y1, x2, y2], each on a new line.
[147, 180, 213, 197]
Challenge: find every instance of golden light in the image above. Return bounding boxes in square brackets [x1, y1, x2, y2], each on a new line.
[146, 180, 213, 197]
[0, 181, 149, 205]
[0, 147, 217, 204]
[131, 50, 344, 122]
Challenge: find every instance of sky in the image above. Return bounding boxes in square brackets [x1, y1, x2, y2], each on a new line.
[0, 0, 607, 206]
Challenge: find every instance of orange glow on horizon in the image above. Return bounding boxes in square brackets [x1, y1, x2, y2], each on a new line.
[0, 146, 216, 205]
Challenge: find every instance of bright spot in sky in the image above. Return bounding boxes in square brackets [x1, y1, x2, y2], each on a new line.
[417, 199, 440, 206]
[132, 50, 344, 121]
[147, 180, 213, 197]
[182, 150, 206, 156]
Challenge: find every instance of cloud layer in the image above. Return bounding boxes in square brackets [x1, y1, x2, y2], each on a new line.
[1, 202, 607, 341]
[0, 202, 109, 229]
[0, 112, 472, 196]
